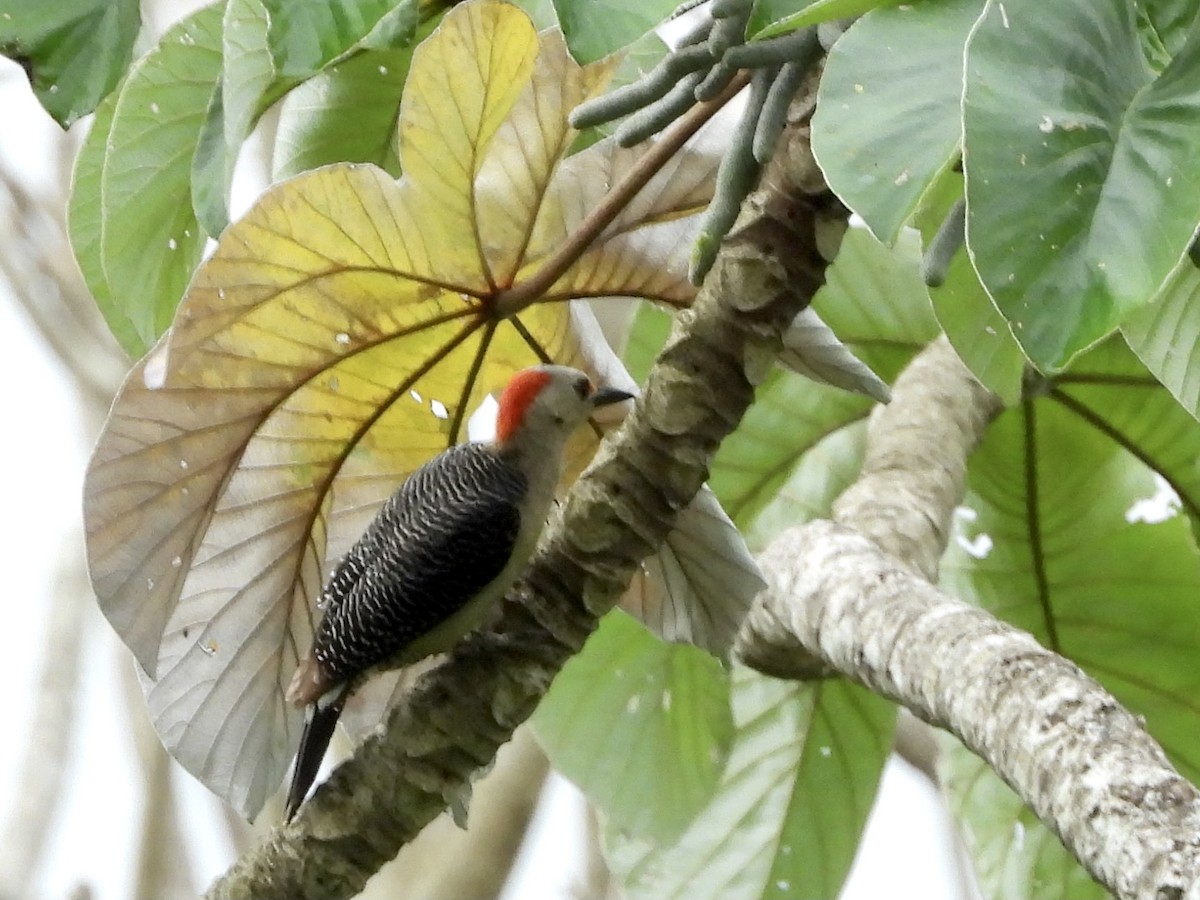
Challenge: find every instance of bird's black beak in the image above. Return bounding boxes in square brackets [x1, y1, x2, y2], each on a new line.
[590, 386, 634, 407]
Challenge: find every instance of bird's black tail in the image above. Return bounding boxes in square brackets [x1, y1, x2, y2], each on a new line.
[285, 689, 348, 822]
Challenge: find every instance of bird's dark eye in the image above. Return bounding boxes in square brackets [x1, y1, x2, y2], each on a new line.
[574, 376, 592, 399]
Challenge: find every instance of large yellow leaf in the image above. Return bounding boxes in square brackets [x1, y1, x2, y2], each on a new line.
[527, 140, 720, 303]
[84, 0, 721, 818]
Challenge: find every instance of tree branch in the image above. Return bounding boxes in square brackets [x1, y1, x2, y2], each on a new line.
[736, 339, 1200, 900]
[736, 336, 999, 678]
[367, 725, 549, 900]
[0, 539, 88, 898]
[830, 337, 1001, 579]
[0, 169, 126, 411]
[204, 74, 843, 900]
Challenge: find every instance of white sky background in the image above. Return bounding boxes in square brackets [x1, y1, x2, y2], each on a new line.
[0, 14, 972, 898]
[0, 66, 115, 893]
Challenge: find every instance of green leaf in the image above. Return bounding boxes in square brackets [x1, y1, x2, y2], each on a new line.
[710, 367, 869, 529]
[939, 739, 1108, 900]
[358, 0, 425, 50]
[68, 88, 132, 352]
[710, 226, 937, 527]
[550, 0, 678, 63]
[811, 0, 983, 243]
[963, 0, 1200, 370]
[1139, 0, 1200, 58]
[264, 0, 415, 75]
[607, 670, 894, 900]
[942, 352, 1200, 784]
[535, 612, 734, 843]
[271, 2, 430, 181]
[192, 0, 277, 235]
[195, 0, 424, 234]
[751, 0, 907, 39]
[1122, 261, 1200, 421]
[272, 42, 427, 179]
[506, 0, 559, 30]
[190, 85, 229, 240]
[931, 253, 1027, 407]
[223, 0, 276, 160]
[621, 302, 671, 386]
[95, 4, 223, 355]
[742, 422, 867, 552]
[1053, 338, 1200, 536]
[0, 0, 139, 126]
[916, 173, 1027, 405]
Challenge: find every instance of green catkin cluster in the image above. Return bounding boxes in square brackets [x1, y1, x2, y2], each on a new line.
[568, 0, 825, 284]
[726, 25, 818, 68]
[752, 33, 819, 163]
[691, 65, 776, 283]
[922, 198, 967, 288]
[615, 72, 708, 146]
[569, 20, 713, 131]
[816, 19, 849, 50]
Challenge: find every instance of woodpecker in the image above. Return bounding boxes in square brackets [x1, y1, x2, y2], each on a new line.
[283, 364, 632, 820]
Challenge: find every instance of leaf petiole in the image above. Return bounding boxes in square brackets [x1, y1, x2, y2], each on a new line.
[493, 71, 750, 317]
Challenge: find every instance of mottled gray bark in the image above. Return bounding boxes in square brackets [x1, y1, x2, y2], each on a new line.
[736, 339, 1200, 900]
[831, 338, 1000, 579]
[365, 726, 548, 900]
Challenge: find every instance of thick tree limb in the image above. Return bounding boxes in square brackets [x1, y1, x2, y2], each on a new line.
[831, 337, 1001, 579]
[204, 76, 843, 899]
[736, 336, 999, 679]
[736, 340, 1200, 900]
[369, 726, 549, 900]
[744, 521, 1200, 900]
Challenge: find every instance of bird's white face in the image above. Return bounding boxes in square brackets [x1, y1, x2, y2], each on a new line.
[528, 365, 606, 432]
[494, 364, 633, 448]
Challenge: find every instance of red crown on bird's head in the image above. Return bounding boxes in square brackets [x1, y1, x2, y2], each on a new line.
[495, 368, 555, 445]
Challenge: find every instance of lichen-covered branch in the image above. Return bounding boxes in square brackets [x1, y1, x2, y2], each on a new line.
[742, 521, 1200, 899]
[736, 339, 1200, 900]
[830, 336, 1001, 578]
[736, 336, 1000, 681]
[204, 75, 843, 900]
